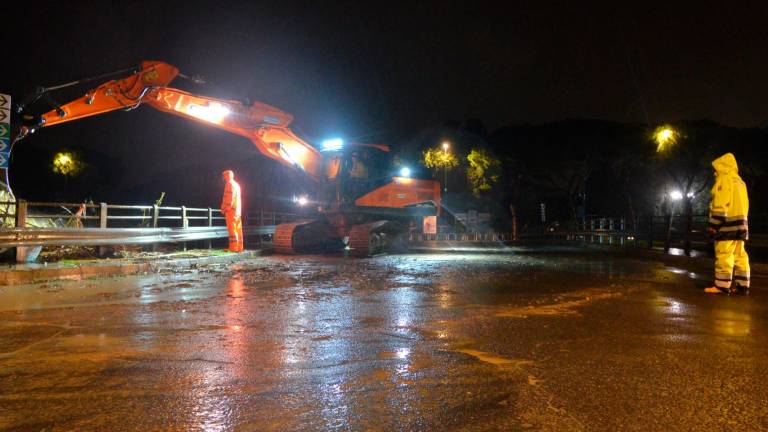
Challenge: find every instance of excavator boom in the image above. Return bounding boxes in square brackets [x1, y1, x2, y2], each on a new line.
[18, 60, 443, 257]
[24, 61, 324, 180]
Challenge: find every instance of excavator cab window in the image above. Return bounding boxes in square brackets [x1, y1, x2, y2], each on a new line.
[349, 151, 370, 179]
[340, 147, 391, 203]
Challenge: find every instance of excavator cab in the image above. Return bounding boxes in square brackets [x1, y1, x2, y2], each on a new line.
[320, 144, 394, 208]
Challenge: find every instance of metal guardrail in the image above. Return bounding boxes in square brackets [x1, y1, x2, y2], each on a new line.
[0, 199, 297, 249]
[0, 226, 229, 247]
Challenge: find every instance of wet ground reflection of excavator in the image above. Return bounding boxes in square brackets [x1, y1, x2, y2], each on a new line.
[14, 61, 441, 256]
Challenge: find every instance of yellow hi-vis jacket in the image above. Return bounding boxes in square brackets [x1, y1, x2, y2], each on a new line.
[708, 153, 749, 240]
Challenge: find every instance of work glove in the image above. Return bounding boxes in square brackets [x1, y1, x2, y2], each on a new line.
[706, 226, 717, 241]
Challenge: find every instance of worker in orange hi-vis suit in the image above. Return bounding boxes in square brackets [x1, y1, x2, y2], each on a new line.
[220, 170, 244, 252]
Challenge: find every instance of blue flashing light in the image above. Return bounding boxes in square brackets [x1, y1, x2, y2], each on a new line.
[321, 138, 344, 151]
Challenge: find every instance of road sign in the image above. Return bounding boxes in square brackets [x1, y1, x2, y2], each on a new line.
[0, 94, 9, 180]
[0, 94, 10, 170]
[0, 94, 10, 129]
[0, 93, 9, 127]
[423, 215, 437, 234]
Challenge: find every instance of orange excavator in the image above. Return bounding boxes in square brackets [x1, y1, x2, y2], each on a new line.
[14, 60, 441, 256]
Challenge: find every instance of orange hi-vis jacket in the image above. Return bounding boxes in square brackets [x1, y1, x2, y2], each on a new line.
[221, 178, 242, 217]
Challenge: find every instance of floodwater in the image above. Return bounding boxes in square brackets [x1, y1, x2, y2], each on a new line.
[1, 251, 767, 431]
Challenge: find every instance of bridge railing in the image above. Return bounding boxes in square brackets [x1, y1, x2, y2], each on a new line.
[0, 200, 299, 249]
[408, 214, 768, 257]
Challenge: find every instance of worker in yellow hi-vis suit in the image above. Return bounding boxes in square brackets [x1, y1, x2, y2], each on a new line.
[704, 153, 749, 295]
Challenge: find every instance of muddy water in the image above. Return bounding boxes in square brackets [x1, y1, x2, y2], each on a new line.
[1, 252, 767, 431]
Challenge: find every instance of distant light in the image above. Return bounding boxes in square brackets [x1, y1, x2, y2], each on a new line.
[52, 151, 82, 176]
[687, 192, 694, 198]
[187, 102, 230, 122]
[654, 125, 678, 152]
[56, 153, 71, 165]
[670, 190, 683, 200]
[295, 195, 309, 206]
[321, 138, 344, 151]
[442, 141, 450, 151]
[658, 129, 673, 141]
[399, 167, 411, 177]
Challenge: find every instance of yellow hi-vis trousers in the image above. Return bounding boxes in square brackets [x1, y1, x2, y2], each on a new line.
[714, 240, 750, 290]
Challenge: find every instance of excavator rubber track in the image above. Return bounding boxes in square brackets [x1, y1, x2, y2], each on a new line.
[347, 220, 407, 257]
[274, 220, 332, 254]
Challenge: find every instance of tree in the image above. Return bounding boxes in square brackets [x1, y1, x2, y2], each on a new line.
[466, 148, 501, 197]
[651, 121, 727, 254]
[422, 147, 459, 172]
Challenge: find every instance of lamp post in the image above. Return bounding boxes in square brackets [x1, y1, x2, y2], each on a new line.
[441, 141, 450, 205]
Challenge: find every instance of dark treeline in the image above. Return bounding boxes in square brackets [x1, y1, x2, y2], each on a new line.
[401, 119, 768, 230]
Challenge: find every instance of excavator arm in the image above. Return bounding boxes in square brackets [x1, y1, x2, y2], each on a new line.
[19, 60, 324, 181]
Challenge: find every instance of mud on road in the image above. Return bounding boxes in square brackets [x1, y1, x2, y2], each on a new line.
[1, 251, 767, 431]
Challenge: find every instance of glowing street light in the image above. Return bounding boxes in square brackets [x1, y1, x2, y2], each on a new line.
[669, 190, 683, 201]
[52, 151, 82, 176]
[654, 125, 678, 152]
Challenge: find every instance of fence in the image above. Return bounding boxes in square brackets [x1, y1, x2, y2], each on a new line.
[561, 215, 768, 255]
[410, 214, 768, 258]
[0, 200, 300, 250]
[4, 199, 764, 260]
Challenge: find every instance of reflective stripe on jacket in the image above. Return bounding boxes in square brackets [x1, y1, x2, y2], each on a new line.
[708, 153, 748, 241]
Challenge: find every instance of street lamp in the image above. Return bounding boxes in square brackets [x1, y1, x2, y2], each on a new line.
[653, 125, 678, 152]
[441, 141, 450, 204]
[52, 151, 82, 176]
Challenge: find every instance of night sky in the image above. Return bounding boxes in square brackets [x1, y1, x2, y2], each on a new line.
[4, 1, 767, 207]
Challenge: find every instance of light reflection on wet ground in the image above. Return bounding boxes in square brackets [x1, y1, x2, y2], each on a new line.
[1, 251, 767, 430]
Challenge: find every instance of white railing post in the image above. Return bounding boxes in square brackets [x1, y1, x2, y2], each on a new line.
[98, 203, 108, 256]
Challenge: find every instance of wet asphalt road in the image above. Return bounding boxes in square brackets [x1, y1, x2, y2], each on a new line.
[1, 250, 767, 431]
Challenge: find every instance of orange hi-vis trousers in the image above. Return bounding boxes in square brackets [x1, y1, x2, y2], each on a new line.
[225, 214, 244, 252]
